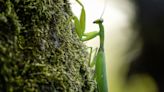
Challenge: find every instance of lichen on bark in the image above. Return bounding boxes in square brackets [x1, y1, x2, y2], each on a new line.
[0, 0, 97, 92]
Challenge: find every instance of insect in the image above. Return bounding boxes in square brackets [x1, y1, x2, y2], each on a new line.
[73, 0, 108, 92]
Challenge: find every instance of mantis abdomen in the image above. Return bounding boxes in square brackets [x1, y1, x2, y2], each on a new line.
[96, 48, 108, 92]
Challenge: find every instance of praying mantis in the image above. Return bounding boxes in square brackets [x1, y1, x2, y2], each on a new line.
[72, 0, 108, 92]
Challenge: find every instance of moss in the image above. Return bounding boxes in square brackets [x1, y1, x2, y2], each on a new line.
[0, 0, 97, 92]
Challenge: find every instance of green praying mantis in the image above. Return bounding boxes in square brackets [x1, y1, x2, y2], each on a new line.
[72, 0, 108, 92]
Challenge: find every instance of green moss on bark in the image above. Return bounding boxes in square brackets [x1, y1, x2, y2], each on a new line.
[0, 0, 97, 92]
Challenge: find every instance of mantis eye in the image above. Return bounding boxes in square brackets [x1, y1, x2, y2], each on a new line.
[100, 18, 104, 22]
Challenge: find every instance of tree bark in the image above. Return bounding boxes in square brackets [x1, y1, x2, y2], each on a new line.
[0, 0, 96, 91]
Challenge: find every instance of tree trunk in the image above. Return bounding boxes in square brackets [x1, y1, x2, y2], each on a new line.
[0, 0, 96, 91]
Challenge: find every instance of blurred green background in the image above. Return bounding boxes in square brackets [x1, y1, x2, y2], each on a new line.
[70, 0, 158, 92]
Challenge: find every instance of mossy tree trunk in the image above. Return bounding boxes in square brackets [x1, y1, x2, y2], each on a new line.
[0, 0, 96, 92]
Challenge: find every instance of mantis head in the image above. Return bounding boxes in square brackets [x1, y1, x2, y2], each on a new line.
[93, 18, 103, 24]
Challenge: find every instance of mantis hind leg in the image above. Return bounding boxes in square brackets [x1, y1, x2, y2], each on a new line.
[87, 47, 98, 67]
[87, 47, 98, 79]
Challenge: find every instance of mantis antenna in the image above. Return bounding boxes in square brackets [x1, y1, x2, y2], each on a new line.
[100, 0, 107, 19]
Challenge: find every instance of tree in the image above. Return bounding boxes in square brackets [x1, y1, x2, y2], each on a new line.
[0, 0, 96, 91]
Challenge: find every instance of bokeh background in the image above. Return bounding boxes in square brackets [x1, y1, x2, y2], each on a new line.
[70, 0, 158, 92]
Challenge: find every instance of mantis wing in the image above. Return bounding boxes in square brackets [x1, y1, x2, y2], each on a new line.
[96, 49, 108, 92]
